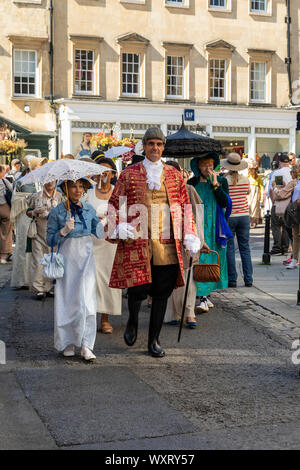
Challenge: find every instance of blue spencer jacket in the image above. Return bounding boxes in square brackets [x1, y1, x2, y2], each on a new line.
[46, 201, 100, 247]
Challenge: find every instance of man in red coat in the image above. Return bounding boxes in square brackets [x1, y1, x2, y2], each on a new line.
[108, 127, 201, 357]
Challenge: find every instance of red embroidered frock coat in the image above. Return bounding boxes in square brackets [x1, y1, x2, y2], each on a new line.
[107, 162, 197, 289]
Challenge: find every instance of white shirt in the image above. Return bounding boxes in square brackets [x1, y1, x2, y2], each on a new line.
[270, 166, 292, 185]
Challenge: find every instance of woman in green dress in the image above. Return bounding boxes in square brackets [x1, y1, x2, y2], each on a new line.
[188, 152, 230, 313]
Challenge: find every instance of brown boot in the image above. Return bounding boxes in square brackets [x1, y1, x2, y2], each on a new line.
[100, 314, 113, 334]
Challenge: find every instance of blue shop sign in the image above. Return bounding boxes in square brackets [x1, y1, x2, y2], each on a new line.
[184, 109, 195, 121]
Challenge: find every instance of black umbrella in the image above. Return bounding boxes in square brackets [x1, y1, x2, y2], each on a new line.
[163, 117, 222, 158]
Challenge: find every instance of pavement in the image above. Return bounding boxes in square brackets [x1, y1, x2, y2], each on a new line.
[0, 229, 299, 451]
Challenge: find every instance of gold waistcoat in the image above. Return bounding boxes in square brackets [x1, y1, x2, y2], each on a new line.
[145, 176, 178, 266]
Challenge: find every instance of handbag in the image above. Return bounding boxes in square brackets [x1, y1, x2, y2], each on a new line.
[284, 200, 300, 228]
[27, 219, 37, 238]
[40, 236, 64, 280]
[193, 250, 220, 283]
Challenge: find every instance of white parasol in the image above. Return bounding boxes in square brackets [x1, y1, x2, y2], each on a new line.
[19, 159, 108, 186]
[104, 146, 132, 158]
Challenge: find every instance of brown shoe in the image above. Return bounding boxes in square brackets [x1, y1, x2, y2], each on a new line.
[100, 314, 113, 334]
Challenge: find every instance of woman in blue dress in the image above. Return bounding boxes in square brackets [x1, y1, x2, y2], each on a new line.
[47, 178, 103, 361]
[188, 152, 230, 313]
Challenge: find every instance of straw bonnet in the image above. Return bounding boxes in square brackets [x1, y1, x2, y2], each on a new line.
[28, 157, 48, 171]
[248, 160, 259, 169]
[221, 152, 248, 171]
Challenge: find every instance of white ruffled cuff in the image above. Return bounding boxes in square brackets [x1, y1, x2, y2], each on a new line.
[184, 234, 201, 255]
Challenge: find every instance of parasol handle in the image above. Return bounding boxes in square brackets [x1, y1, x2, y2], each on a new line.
[64, 180, 71, 216]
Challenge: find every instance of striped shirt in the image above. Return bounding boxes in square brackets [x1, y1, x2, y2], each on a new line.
[226, 174, 250, 217]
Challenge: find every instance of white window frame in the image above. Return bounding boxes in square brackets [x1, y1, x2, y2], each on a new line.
[119, 0, 146, 3]
[209, 0, 226, 9]
[249, 0, 272, 16]
[164, 0, 190, 9]
[121, 52, 141, 97]
[166, 55, 185, 99]
[209, 58, 227, 101]
[249, 61, 267, 103]
[13, 49, 38, 97]
[13, 0, 42, 4]
[74, 49, 95, 96]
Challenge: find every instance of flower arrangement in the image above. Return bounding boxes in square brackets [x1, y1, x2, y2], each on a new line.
[0, 138, 27, 155]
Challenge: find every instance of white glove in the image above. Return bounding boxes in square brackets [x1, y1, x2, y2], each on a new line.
[184, 234, 201, 256]
[60, 216, 75, 237]
[32, 206, 45, 216]
[96, 221, 105, 239]
[113, 222, 135, 240]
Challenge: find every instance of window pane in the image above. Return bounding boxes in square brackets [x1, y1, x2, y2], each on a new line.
[121, 53, 140, 96]
[14, 50, 36, 96]
[74, 49, 94, 94]
[166, 55, 184, 98]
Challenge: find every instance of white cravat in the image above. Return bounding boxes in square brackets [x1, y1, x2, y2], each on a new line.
[142, 157, 163, 190]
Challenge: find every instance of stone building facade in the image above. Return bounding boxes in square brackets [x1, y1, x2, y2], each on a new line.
[1, 0, 300, 160]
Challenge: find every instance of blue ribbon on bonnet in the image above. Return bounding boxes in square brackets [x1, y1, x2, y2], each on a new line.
[215, 193, 233, 248]
[69, 201, 87, 230]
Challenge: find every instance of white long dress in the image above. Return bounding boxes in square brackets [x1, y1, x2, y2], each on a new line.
[10, 192, 32, 288]
[86, 187, 122, 315]
[54, 236, 97, 351]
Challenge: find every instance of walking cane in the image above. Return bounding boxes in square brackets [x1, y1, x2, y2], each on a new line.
[178, 256, 193, 343]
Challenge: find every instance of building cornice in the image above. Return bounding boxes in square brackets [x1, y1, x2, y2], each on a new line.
[7, 34, 48, 46]
[116, 33, 149, 45]
[54, 98, 297, 114]
[162, 42, 193, 49]
[69, 35, 104, 42]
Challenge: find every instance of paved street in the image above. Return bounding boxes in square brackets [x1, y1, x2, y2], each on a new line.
[0, 228, 299, 450]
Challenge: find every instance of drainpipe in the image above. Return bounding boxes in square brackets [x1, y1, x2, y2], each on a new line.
[49, 0, 59, 159]
[285, 0, 295, 105]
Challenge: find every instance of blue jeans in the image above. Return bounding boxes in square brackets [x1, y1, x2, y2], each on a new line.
[227, 216, 253, 285]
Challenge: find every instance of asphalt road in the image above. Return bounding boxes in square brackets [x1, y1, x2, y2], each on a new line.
[0, 264, 299, 450]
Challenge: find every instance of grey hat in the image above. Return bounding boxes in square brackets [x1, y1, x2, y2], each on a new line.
[142, 127, 166, 144]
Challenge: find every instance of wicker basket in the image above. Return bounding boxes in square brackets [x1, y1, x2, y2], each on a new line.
[193, 250, 220, 283]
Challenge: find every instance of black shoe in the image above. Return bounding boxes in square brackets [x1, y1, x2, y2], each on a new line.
[124, 297, 141, 347]
[270, 250, 282, 256]
[228, 282, 237, 288]
[46, 289, 54, 297]
[124, 324, 137, 346]
[148, 340, 165, 358]
[148, 298, 168, 358]
[245, 283, 253, 287]
[35, 292, 46, 300]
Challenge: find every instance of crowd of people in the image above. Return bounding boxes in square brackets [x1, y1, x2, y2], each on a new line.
[1, 129, 300, 361]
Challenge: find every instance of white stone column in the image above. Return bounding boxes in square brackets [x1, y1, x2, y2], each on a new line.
[248, 126, 256, 161]
[60, 118, 72, 156]
[161, 123, 168, 136]
[289, 127, 296, 154]
[206, 124, 213, 138]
